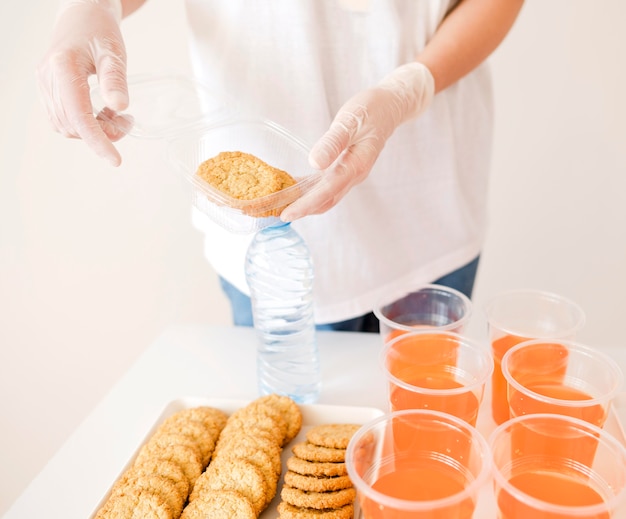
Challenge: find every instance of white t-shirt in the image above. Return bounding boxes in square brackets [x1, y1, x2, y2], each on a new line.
[185, 0, 493, 324]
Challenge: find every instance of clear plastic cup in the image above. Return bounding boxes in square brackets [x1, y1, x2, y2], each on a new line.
[489, 413, 626, 519]
[374, 284, 472, 344]
[501, 339, 623, 464]
[484, 289, 586, 425]
[346, 409, 491, 519]
[380, 331, 493, 426]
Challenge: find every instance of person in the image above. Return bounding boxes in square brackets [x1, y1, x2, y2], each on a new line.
[37, 0, 525, 332]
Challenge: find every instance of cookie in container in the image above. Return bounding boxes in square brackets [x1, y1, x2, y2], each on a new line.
[91, 74, 321, 234]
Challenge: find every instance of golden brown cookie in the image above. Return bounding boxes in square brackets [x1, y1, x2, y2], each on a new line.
[277, 501, 355, 519]
[134, 442, 204, 487]
[213, 431, 283, 473]
[306, 424, 361, 450]
[214, 447, 281, 506]
[284, 471, 354, 493]
[196, 151, 296, 201]
[94, 488, 174, 519]
[155, 417, 220, 466]
[292, 442, 346, 463]
[180, 490, 257, 519]
[255, 394, 303, 444]
[129, 458, 190, 504]
[189, 458, 268, 515]
[164, 406, 228, 433]
[286, 456, 348, 478]
[219, 410, 285, 449]
[110, 472, 185, 518]
[281, 485, 356, 510]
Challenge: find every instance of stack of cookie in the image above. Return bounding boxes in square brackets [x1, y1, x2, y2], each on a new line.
[181, 394, 303, 519]
[278, 424, 361, 519]
[94, 406, 228, 519]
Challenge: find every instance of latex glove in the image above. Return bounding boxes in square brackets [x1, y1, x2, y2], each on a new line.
[37, 0, 131, 166]
[280, 62, 435, 222]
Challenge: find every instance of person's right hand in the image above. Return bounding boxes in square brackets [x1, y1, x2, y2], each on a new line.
[37, 0, 131, 166]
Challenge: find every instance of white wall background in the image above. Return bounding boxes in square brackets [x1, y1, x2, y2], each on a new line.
[1, 0, 625, 514]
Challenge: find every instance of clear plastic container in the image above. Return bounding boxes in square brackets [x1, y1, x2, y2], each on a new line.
[91, 74, 321, 233]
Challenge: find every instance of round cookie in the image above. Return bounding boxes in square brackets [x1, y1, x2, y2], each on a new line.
[292, 442, 346, 463]
[284, 471, 354, 493]
[166, 406, 228, 433]
[305, 424, 361, 450]
[286, 457, 347, 478]
[219, 412, 285, 449]
[134, 442, 204, 487]
[254, 394, 303, 444]
[189, 458, 268, 515]
[180, 490, 256, 519]
[196, 151, 296, 201]
[213, 431, 283, 473]
[214, 447, 281, 506]
[280, 485, 356, 510]
[156, 417, 220, 466]
[95, 489, 173, 519]
[277, 501, 355, 519]
[130, 458, 189, 503]
[110, 472, 185, 517]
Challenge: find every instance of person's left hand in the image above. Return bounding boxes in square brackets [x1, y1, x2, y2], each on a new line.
[280, 62, 435, 222]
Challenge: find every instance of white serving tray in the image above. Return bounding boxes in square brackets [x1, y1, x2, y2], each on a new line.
[88, 397, 385, 519]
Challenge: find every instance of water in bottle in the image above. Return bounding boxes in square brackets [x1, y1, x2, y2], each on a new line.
[244, 222, 321, 404]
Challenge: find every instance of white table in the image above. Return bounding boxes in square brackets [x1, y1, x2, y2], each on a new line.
[3, 324, 626, 518]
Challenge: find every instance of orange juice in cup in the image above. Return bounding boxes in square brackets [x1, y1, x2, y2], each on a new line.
[346, 410, 491, 519]
[381, 331, 493, 427]
[489, 414, 626, 519]
[502, 339, 623, 465]
[484, 289, 585, 425]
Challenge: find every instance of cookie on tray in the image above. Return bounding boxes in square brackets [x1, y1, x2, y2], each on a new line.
[306, 424, 361, 450]
[94, 488, 174, 519]
[189, 457, 268, 514]
[286, 456, 348, 478]
[181, 490, 257, 519]
[280, 485, 357, 510]
[277, 501, 355, 519]
[284, 471, 354, 493]
[291, 442, 346, 463]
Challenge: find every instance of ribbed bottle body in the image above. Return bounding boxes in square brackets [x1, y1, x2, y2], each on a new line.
[245, 223, 320, 404]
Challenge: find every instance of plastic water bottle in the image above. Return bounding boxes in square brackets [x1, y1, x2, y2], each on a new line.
[244, 222, 321, 404]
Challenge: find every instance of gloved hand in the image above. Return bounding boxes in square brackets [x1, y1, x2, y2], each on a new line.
[37, 0, 130, 166]
[280, 62, 435, 222]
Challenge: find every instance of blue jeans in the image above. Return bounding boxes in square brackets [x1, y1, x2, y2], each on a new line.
[220, 256, 480, 333]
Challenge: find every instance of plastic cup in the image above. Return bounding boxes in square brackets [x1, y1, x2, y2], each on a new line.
[484, 289, 586, 425]
[374, 284, 472, 344]
[489, 413, 626, 519]
[381, 331, 493, 426]
[346, 409, 491, 519]
[502, 339, 623, 465]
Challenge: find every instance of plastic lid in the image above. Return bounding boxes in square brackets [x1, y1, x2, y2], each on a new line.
[90, 73, 235, 139]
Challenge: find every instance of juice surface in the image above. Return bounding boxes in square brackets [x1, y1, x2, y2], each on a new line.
[498, 470, 609, 519]
[360, 461, 476, 519]
[510, 381, 606, 427]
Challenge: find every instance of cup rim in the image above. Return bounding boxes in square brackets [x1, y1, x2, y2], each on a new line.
[346, 409, 492, 511]
[488, 413, 626, 515]
[483, 288, 586, 338]
[501, 338, 624, 407]
[380, 331, 494, 396]
[373, 283, 472, 333]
